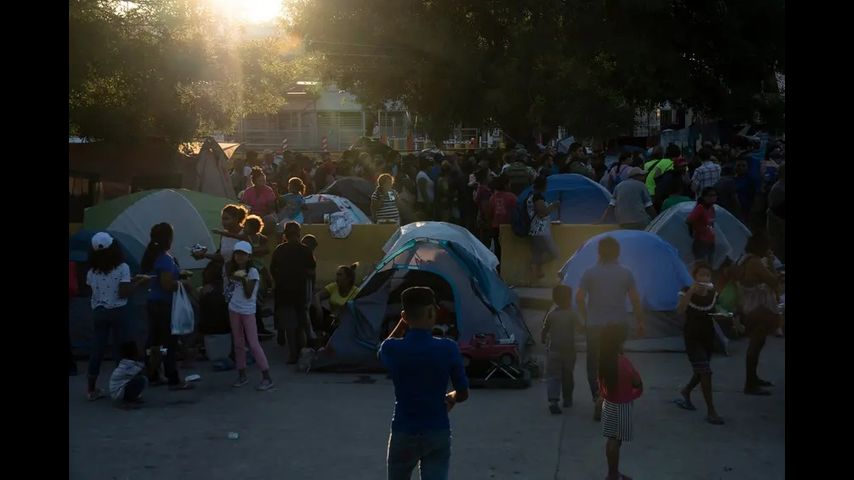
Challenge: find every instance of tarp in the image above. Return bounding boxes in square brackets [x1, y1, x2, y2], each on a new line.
[646, 203, 752, 270]
[558, 230, 693, 313]
[517, 174, 614, 224]
[83, 189, 235, 270]
[383, 221, 499, 271]
[319, 176, 374, 215]
[311, 239, 530, 372]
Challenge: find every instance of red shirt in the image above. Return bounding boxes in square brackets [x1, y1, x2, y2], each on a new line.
[489, 191, 518, 227]
[598, 355, 643, 403]
[242, 185, 277, 216]
[687, 203, 716, 244]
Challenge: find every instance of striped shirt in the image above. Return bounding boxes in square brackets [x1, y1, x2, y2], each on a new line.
[372, 188, 400, 223]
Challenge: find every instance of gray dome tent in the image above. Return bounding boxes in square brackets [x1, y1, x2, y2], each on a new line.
[311, 238, 532, 372]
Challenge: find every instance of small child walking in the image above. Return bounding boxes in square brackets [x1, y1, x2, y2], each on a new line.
[541, 285, 579, 414]
[598, 324, 643, 480]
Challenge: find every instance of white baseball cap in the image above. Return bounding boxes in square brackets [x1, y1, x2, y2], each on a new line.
[234, 241, 253, 255]
[91, 232, 114, 251]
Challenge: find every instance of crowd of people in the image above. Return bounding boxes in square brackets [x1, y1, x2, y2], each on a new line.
[228, 136, 784, 283]
[71, 135, 784, 479]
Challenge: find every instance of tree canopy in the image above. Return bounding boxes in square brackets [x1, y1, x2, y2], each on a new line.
[69, 0, 304, 143]
[291, 0, 784, 142]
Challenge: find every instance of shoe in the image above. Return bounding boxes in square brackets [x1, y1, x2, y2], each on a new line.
[755, 378, 775, 387]
[549, 403, 562, 415]
[232, 377, 249, 388]
[256, 379, 274, 391]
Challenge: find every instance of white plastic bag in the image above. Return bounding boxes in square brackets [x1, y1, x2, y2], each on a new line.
[171, 283, 195, 335]
[328, 211, 353, 239]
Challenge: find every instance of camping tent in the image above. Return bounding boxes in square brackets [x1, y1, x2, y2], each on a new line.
[299, 194, 372, 225]
[311, 239, 531, 372]
[383, 221, 499, 271]
[646, 203, 751, 270]
[319, 176, 374, 215]
[558, 230, 692, 338]
[83, 189, 235, 270]
[517, 174, 614, 224]
[69, 229, 146, 274]
[179, 138, 238, 199]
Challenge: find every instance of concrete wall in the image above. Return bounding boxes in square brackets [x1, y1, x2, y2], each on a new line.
[300, 224, 399, 286]
[69, 222, 617, 288]
[498, 224, 619, 287]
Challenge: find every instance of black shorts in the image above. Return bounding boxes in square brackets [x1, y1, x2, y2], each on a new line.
[684, 335, 713, 374]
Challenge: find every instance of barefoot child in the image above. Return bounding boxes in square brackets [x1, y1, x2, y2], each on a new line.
[674, 261, 725, 425]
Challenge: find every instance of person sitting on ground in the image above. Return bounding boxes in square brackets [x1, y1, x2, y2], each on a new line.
[313, 264, 360, 337]
[674, 261, 725, 425]
[598, 324, 643, 480]
[542, 285, 580, 414]
[109, 341, 148, 409]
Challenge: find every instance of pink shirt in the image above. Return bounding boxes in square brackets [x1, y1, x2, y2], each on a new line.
[598, 355, 643, 403]
[242, 185, 277, 216]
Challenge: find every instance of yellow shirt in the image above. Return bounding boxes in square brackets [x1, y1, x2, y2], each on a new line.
[324, 283, 360, 315]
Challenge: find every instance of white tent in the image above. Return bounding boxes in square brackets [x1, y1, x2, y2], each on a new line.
[383, 221, 499, 271]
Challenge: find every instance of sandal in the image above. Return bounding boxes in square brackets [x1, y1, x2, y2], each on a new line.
[86, 389, 105, 401]
[706, 415, 725, 425]
[674, 398, 697, 411]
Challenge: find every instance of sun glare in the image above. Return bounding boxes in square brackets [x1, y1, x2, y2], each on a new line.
[207, 0, 285, 24]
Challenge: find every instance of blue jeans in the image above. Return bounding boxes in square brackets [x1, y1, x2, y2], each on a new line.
[87, 305, 130, 378]
[387, 429, 451, 480]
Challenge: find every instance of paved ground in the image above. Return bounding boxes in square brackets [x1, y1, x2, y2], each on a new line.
[69, 323, 784, 480]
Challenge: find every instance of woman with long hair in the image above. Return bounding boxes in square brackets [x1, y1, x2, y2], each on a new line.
[141, 223, 193, 390]
[84, 232, 147, 400]
[313, 264, 360, 339]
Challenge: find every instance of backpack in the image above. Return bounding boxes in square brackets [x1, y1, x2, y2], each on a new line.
[505, 162, 532, 195]
[511, 192, 533, 237]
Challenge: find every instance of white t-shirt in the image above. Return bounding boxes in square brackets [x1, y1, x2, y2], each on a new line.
[526, 193, 551, 237]
[227, 267, 260, 315]
[87, 263, 131, 309]
[416, 171, 435, 203]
